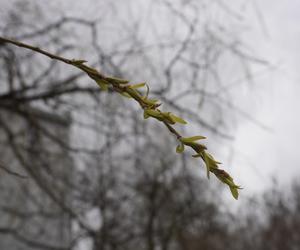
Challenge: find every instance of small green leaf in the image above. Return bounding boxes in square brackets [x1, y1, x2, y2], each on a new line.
[126, 88, 142, 99]
[161, 112, 176, 124]
[145, 109, 160, 117]
[143, 110, 150, 119]
[230, 186, 239, 200]
[71, 59, 87, 65]
[79, 64, 99, 76]
[204, 152, 221, 167]
[144, 98, 159, 105]
[145, 83, 150, 98]
[169, 113, 187, 124]
[144, 109, 164, 121]
[176, 143, 185, 153]
[203, 152, 211, 179]
[213, 169, 241, 199]
[95, 79, 108, 91]
[181, 136, 206, 143]
[184, 141, 207, 152]
[129, 82, 146, 89]
[224, 179, 237, 188]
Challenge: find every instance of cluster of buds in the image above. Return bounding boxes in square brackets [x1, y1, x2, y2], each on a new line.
[176, 136, 241, 199]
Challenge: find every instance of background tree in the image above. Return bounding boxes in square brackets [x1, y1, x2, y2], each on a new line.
[0, 0, 270, 249]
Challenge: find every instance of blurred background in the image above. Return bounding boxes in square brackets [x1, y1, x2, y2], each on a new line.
[0, 0, 299, 249]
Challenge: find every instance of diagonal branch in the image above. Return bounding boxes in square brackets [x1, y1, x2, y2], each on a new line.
[0, 36, 241, 199]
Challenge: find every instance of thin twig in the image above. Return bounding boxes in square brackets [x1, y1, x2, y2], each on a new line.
[0, 162, 27, 178]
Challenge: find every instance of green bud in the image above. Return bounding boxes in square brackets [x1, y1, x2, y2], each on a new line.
[184, 141, 207, 152]
[129, 82, 146, 89]
[143, 98, 159, 106]
[143, 110, 150, 119]
[161, 112, 176, 124]
[78, 64, 99, 76]
[169, 113, 187, 124]
[203, 152, 211, 179]
[213, 169, 241, 200]
[95, 79, 108, 91]
[144, 109, 164, 121]
[180, 135, 206, 143]
[230, 186, 239, 200]
[176, 143, 185, 153]
[71, 59, 87, 65]
[126, 88, 142, 99]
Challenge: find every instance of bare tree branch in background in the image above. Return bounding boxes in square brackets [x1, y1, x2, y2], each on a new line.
[0, 162, 27, 178]
[0, 1, 271, 249]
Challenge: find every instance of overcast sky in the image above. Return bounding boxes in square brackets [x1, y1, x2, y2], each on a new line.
[229, 0, 300, 197]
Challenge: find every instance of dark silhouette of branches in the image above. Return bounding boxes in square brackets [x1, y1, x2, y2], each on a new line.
[0, 1, 271, 249]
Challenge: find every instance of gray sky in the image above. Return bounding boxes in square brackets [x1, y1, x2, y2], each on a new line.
[229, 0, 300, 197]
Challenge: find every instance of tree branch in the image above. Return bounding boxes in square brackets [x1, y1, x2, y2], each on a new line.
[0, 36, 241, 199]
